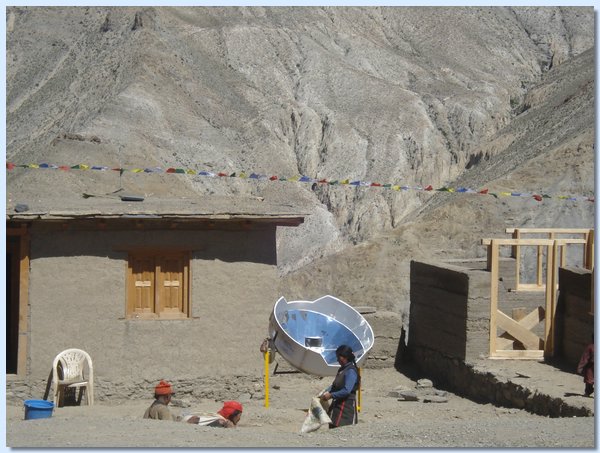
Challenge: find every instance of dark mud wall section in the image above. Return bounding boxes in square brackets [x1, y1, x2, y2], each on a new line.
[555, 267, 594, 367]
[408, 260, 490, 362]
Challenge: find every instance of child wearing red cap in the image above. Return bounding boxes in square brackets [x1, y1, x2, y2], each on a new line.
[182, 401, 243, 428]
[216, 401, 243, 427]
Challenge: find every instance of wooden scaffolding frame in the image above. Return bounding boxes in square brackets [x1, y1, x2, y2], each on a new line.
[505, 228, 594, 291]
[482, 231, 592, 360]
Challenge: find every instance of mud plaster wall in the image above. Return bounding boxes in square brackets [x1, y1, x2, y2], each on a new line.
[555, 267, 594, 367]
[26, 225, 282, 383]
[407, 260, 490, 362]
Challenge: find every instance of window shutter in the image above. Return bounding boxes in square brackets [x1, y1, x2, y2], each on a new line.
[130, 256, 155, 315]
[156, 253, 189, 319]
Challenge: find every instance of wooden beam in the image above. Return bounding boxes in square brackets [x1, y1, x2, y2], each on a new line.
[585, 229, 594, 270]
[489, 240, 499, 355]
[536, 245, 543, 287]
[489, 350, 544, 359]
[513, 283, 546, 292]
[481, 238, 585, 246]
[544, 243, 555, 356]
[505, 228, 592, 234]
[496, 310, 542, 350]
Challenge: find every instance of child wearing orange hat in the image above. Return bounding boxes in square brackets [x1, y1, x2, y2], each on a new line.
[143, 380, 200, 423]
[143, 380, 177, 421]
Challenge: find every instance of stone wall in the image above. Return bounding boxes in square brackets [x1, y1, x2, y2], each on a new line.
[408, 260, 490, 362]
[408, 347, 591, 417]
[555, 267, 594, 367]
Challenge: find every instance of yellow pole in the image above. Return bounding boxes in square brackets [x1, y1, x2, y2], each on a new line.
[357, 367, 361, 412]
[264, 349, 270, 408]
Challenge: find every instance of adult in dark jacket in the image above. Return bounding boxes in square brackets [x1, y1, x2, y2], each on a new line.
[320, 345, 360, 428]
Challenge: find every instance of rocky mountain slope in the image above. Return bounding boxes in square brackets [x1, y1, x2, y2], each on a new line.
[7, 6, 595, 318]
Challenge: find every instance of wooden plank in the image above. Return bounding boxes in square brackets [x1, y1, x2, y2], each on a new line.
[496, 310, 542, 350]
[489, 241, 499, 355]
[585, 230, 594, 270]
[513, 283, 546, 292]
[544, 243, 555, 355]
[512, 307, 527, 321]
[505, 228, 592, 234]
[511, 229, 520, 259]
[536, 245, 543, 286]
[517, 306, 545, 330]
[514, 231, 521, 288]
[489, 350, 544, 359]
[481, 238, 585, 246]
[496, 336, 522, 350]
[481, 238, 551, 246]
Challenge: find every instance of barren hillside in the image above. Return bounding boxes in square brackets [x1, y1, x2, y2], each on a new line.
[6, 6, 595, 319]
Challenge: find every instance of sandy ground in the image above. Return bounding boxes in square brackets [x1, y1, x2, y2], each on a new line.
[6, 368, 594, 449]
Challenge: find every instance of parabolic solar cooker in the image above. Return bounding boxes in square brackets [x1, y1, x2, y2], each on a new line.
[268, 295, 375, 376]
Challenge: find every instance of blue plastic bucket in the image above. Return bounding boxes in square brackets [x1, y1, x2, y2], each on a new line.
[24, 399, 54, 420]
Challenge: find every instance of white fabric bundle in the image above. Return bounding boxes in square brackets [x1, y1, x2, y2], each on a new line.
[300, 396, 332, 434]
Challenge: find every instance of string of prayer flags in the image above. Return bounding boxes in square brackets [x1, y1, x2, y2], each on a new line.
[6, 161, 594, 204]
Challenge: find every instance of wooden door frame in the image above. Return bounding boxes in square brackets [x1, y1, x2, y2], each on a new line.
[7, 224, 30, 376]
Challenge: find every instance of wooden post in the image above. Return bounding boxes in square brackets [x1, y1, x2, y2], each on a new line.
[357, 367, 362, 412]
[585, 229, 594, 270]
[264, 349, 270, 408]
[536, 245, 543, 287]
[544, 243, 556, 357]
[511, 229, 519, 258]
[489, 240, 499, 356]
[513, 230, 521, 289]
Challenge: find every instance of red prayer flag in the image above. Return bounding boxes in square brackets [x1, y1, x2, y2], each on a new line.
[269, 175, 278, 181]
[533, 194, 542, 202]
[166, 168, 176, 173]
[6, 162, 15, 170]
[479, 189, 489, 194]
[424, 185, 433, 191]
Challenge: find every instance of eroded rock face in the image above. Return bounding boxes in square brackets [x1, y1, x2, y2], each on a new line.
[6, 7, 595, 307]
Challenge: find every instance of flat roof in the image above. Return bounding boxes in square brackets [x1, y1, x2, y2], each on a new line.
[6, 194, 307, 225]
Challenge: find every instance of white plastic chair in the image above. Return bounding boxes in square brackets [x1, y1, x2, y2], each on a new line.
[52, 348, 94, 407]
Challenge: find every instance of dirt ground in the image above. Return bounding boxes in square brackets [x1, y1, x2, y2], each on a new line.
[6, 367, 594, 448]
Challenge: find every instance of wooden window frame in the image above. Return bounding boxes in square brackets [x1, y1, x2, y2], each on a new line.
[126, 250, 191, 320]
